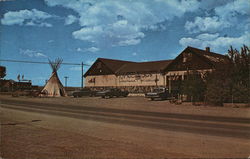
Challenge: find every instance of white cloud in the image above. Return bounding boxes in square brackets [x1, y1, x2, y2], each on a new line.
[196, 33, 219, 41]
[85, 47, 99, 52]
[118, 39, 141, 46]
[26, 21, 52, 27]
[1, 9, 53, 27]
[180, 37, 202, 47]
[185, 0, 250, 33]
[72, 20, 145, 47]
[185, 16, 229, 33]
[65, 15, 78, 25]
[72, 26, 104, 42]
[77, 47, 100, 53]
[35, 53, 47, 57]
[45, 0, 201, 47]
[179, 32, 250, 53]
[215, 0, 250, 20]
[20, 49, 47, 58]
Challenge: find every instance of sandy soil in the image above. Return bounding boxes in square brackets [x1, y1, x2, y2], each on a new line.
[1, 95, 250, 158]
[1, 109, 193, 158]
[1, 95, 250, 118]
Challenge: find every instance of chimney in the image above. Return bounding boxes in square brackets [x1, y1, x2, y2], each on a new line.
[205, 47, 210, 52]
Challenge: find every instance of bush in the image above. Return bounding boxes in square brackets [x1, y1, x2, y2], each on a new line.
[181, 71, 206, 103]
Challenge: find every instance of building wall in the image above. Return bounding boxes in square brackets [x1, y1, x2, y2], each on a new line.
[85, 75, 117, 87]
[85, 73, 167, 88]
[85, 73, 168, 93]
[165, 69, 213, 78]
[117, 73, 165, 87]
[85, 69, 213, 92]
[164, 69, 213, 93]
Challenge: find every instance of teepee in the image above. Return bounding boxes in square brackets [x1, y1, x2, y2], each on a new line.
[41, 58, 67, 97]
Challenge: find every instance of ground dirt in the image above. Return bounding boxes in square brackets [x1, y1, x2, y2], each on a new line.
[1, 95, 250, 118]
[1, 95, 250, 159]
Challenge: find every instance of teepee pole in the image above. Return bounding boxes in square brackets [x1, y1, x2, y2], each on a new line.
[41, 58, 67, 97]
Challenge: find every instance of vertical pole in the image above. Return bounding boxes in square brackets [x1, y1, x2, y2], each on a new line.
[155, 74, 158, 87]
[65, 77, 67, 87]
[169, 77, 171, 93]
[232, 94, 234, 106]
[11, 81, 13, 92]
[163, 74, 166, 88]
[64, 76, 68, 87]
[81, 62, 84, 88]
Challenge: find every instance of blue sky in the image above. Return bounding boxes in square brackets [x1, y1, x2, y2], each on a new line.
[0, 0, 249, 87]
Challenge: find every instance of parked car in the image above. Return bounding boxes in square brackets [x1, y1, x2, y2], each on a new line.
[72, 88, 97, 97]
[145, 87, 170, 100]
[97, 88, 129, 98]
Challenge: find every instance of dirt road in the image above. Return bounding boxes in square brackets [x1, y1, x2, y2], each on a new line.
[2, 98, 250, 139]
[1, 96, 250, 158]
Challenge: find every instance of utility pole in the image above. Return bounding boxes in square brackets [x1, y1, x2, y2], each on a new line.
[64, 76, 69, 87]
[81, 62, 84, 88]
[0, 59, 90, 89]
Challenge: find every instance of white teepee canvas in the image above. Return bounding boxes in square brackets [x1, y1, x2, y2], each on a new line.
[41, 59, 67, 97]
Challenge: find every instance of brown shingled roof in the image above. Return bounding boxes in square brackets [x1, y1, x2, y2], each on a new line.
[116, 60, 173, 74]
[98, 58, 133, 73]
[83, 58, 133, 77]
[84, 58, 173, 76]
[84, 46, 230, 77]
[186, 46, 231, 68]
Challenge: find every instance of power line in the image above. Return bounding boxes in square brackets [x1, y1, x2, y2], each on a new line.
[0, 59, 90, 66]
[0, 59, 89, 88]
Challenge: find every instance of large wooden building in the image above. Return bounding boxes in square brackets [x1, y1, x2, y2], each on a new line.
[84, 46, 230, 93]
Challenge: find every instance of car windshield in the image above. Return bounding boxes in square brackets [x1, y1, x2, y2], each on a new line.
[102, 90, 110, 92]
[80, 88, 90, 91]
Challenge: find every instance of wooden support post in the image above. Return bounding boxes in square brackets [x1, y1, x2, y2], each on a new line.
[169, 76, 171, 93]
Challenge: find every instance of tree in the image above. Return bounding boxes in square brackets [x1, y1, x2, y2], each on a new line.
[205, 45, 249, 105]
[0, 66, 6, 79]
[205, 68, 231, 106]
[181, 70, 206, 103]
[227, 45, 249, 103]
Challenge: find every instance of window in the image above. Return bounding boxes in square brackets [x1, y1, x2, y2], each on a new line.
[183, 57, 187, 63]
[183, 52, 192, 63]
[183, 53, 187, 63]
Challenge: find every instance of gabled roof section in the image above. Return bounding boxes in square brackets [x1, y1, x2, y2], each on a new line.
[84, 58, 132, 77]
[84, 46, 230, 77]
[164, 46, 231, 72]
[186, 46, 230, 68]
[98, 58, 133, 73]
[84, 58, 173, 76]
[165, 46, 230, 71]
[116, 60, 173, 74]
